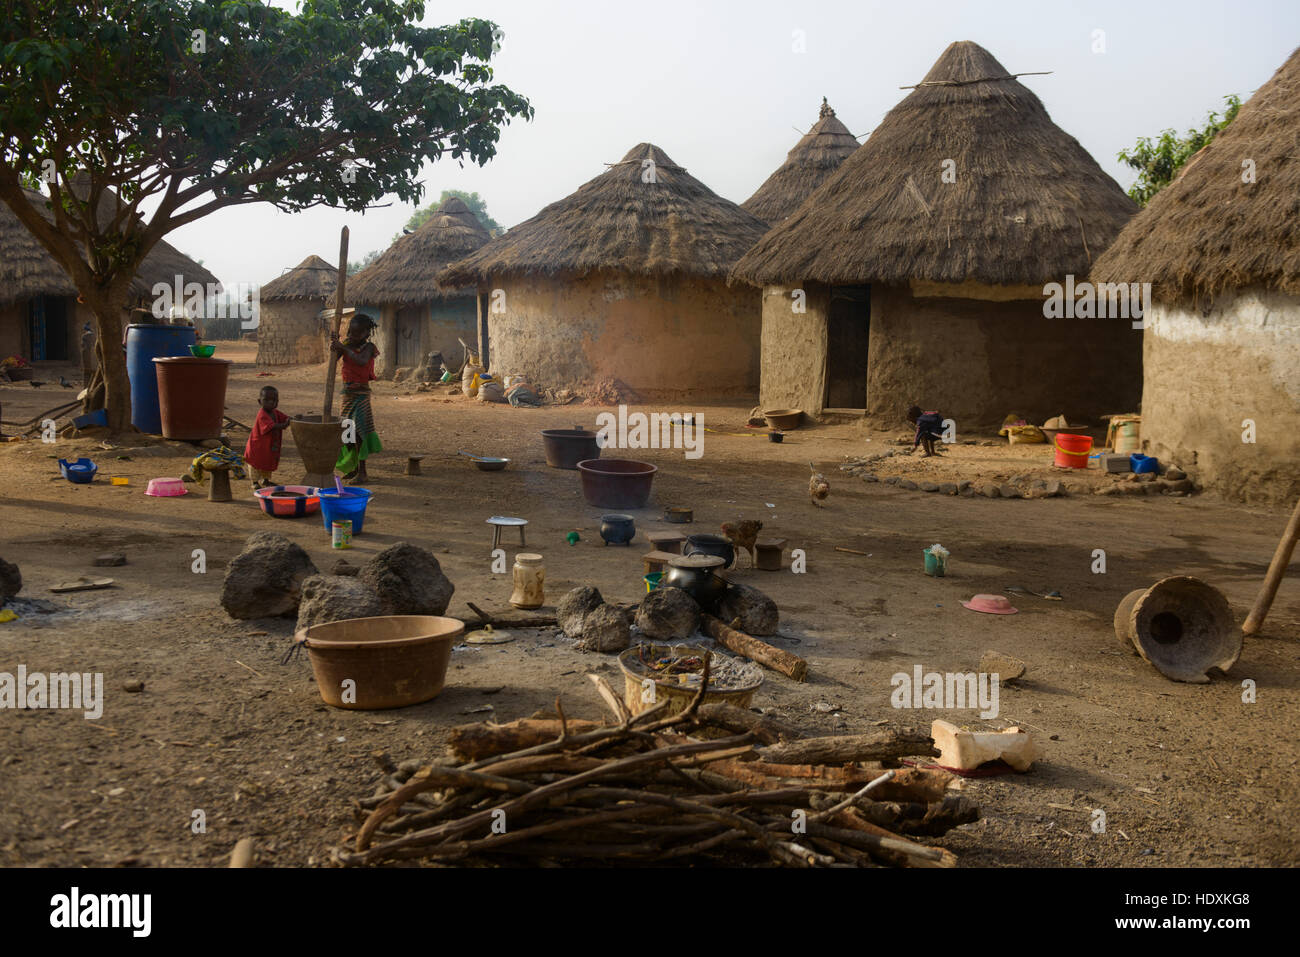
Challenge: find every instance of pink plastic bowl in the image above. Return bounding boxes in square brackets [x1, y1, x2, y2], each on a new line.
[961, 594, 1019, 615]
[145, 477, 188, 497]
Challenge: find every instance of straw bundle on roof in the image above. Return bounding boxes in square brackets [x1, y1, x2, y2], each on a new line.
[337, 196, 489, 306]
[741, 99, 860, 225]
[261, 255, 338, 302]
[0, 187, 218, 306]
[732, 41, 1136, 288]
[438, 143, 770, 287]
[1092, 47, 1300, 306]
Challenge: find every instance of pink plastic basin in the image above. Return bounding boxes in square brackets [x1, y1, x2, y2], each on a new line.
[145, 477, 188, 497]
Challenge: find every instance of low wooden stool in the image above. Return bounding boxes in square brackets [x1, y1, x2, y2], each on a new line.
[487, 516, 528, 550]
[642, 550, 679, 575]
[207, 465, 233, 503]
[406, 455, 425, 476]
[647, 532, 687, 554]
[754, 537, 789, 571]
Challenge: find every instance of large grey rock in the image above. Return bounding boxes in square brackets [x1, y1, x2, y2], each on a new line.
[359, 542, 454, 616]
[716, 582, 779, 636]
[635, 587, 700, 641]
[296, 575, 382, 631]
[0, 558, 21, 599]
[558, 586, 604, 637]
[220, 532, 318, 620]
[577, 604, 632, 653]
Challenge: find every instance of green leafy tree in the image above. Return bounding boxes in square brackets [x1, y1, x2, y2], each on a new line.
[348, 248, 382, 275]
[405, 189, 502, 234]
[0, 0, 530, 431]
[1118, 95, 1242, 206]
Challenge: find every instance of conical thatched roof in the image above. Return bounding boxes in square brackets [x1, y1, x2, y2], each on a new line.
[335, 196, 490, 306]
[439, 144, 770, 286]
[1092, 47, 1300, 306]
[733, 41, 1137, 287]
[261, 255, 338, 302]
[741, 99, 860, 225]
[0, 187, 219, 306]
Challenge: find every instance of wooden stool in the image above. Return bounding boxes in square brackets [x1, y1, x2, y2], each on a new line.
[406, 455, 425, 476]
[647, 532, 687, 554]
[642, 550, 679, 575]
[754, 537, 789, 571]
[487, 516, 528, 550]
[207, 466, 233, 503]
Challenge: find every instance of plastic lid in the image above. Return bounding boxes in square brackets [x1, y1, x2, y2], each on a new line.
[515, 553, 544, 565]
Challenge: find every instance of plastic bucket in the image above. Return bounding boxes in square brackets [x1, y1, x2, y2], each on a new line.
[319, 487, 372, 535]
[1053, 433, 1093, 468]
[1114, 422, 1141, 454]
[127, 324, 197, 433]
[924, 549, 947, 577]
[154, 357, 231, 439]
[644, 572, 663, 593]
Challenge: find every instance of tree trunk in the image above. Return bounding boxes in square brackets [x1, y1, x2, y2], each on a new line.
[83, 289, 133, 433]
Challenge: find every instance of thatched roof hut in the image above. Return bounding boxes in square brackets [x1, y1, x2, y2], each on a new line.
[261, 255, 338, 302]
[730, 41, 1140, 423]
[437, 144, 770, 397]
[342, 196, 490, 305]
[1091, 46, 1300, 505]
[741, 99, 859, 225]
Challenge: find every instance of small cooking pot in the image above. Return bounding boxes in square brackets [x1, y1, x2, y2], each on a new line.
[684, 533, 735, 569]
[599, 513, 636, 546]
[663, 555, 729, 608]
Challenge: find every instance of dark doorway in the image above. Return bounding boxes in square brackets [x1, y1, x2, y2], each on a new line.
[825, 285, 870, 408]
[28, 296, 70, 361]
[478, 291, 490, 367]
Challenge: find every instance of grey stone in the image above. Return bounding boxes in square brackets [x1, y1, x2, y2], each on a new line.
[861, 473, 879, 483]
[716, 582, 779, 636]
[899, 479, 919, 491]
[999, 484, 1020, 499]
[93, 553, 127, 567]
[1136, 472, 1157, 483]
[635, 587, 701, 641]
[577, 604, 632, 653]
[939, 483, 959, 495]
[558, 586, 605, 637]
[1165, 478, 1194, 493]
[957, 480, 973, 492]
[1165, 466, 1187, 481]
[980, 484, 1001, 498]
[979, 651, 1026, 682]
[883, 476, 901, 486]
[1029, 479, 1047, 490]
[220, 532, 318, 620]
[359, 542, 454, 616]
[919, 482, 940, 493]
[0, 557, 22, 599]
[1044, 479, 1064, 497]
[296, 575, 382, 631]
[122, 680, 145, 693]
[331, 559, 360, 577]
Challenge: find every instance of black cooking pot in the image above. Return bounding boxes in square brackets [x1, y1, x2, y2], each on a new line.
[599, 513, 636, 546]
[684, 533, 735, 569]
[663, 560, 729, 609]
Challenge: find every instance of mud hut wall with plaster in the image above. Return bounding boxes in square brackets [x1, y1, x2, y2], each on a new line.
[440, 144, 771, 399]
[0, 187, 217, 364]
[732, 41, 1142, 427]
[1092, 46, 1300, 506]
[334, 196, 491, 379]
[256, 255, 338, 366]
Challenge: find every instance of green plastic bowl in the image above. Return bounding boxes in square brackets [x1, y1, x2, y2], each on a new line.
[189, 344, 216, 358]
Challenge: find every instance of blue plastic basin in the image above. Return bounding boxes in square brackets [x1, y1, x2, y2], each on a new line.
[319, 487, 373, 535]
[58, 458, 98, 484]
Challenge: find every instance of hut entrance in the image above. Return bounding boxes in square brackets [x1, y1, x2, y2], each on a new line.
[396, 310, 422, 368]
[28, 296, 69, 361]
[824, 285, 870, 409]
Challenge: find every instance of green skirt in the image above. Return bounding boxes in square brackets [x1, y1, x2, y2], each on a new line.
[336, 383, 382, 473]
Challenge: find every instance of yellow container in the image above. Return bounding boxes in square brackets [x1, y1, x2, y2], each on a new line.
[111, 476, 129, 486]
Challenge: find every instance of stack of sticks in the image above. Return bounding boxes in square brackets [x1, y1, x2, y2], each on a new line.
[336, 664, 977, 868]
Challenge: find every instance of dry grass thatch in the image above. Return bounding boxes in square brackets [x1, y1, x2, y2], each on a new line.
[261, 254, 338, 302]
[732, 41, 1137, 288]
[438, 143, 770, 287]
[334, 196, 489, 306]
[1092, 46, 1300, 306]
[741, 99, 860, 225]
[0, 187, 219, 306]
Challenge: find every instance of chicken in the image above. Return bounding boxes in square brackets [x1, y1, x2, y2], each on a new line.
[809, 462, 830, 507]
[720, 519, 763, 568]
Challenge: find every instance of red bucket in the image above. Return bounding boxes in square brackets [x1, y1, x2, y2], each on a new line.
[1053, 432, 1093, 468]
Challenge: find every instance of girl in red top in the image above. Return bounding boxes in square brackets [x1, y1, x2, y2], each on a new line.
[244, 385, 292, 488]
[331, 315, 382, 481]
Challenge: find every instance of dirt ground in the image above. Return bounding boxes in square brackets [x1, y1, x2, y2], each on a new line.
[1, 341, 1296, 868]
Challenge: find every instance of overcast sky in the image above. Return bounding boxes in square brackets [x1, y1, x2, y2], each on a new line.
[165, 0, 1300, 288]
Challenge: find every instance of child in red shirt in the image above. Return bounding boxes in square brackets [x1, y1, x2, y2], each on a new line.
[244, 385, 292, 488]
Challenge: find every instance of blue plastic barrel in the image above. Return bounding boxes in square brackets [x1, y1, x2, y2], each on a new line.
[126, 324, 197, 434]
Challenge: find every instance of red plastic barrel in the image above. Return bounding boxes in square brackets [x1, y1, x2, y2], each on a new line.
[154, 357, 232, 440]
[1053, 432, 1093, 469]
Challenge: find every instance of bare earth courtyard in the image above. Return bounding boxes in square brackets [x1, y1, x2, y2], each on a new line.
[1, 342, 1296, 868]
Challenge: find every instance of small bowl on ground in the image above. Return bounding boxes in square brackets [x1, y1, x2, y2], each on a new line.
[58, 458, 98, 484]
[763, 409, 803, 431]
[472, 456, 510, 472]
[145, 477, 187, 497]
[254, 485, 321, 518]
[664, 506, 693, 524]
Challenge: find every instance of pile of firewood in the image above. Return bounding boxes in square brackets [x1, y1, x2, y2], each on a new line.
[336, 665, 978, 868]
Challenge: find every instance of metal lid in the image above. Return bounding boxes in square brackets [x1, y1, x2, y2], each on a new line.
[668, 554, 725, 569]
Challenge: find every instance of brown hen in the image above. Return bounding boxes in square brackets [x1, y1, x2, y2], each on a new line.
[720, 519, 763, 568]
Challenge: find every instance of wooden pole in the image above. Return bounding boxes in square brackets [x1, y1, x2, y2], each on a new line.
[1242, 495, 1300, 635]
[701, 613, 808, 681]
[323, 226, 349, 422]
